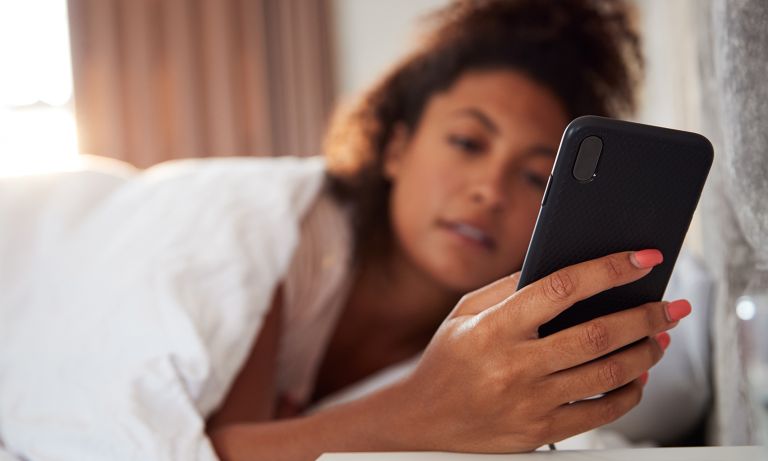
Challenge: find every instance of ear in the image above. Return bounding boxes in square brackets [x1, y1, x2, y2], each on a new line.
[383, 123, 410, 180]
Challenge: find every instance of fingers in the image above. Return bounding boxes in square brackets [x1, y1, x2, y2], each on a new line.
[490, 250, 664, 335]
[450, 271, 521, 317]
[537, 299, 690, 372]
[546, 378, 646, 444]
[542, 335, 667, 404]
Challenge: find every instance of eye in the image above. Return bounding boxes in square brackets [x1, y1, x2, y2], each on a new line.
[447, 134, 485, 154]
[522, 171, 548, 190]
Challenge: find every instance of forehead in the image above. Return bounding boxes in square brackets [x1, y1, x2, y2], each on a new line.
[424, 69, 569, 135]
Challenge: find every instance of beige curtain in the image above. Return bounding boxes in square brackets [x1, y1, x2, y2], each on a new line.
[67, 0, 335, 168]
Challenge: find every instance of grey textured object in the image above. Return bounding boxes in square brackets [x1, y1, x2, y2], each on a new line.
[712, 1, 768, 258]
[698, 0, 768, 445]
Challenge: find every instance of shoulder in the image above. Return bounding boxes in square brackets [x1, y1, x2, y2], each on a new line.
[273, 184, 355, 402]
[281, 178, 354, 317]
[283, 181, 354, 295]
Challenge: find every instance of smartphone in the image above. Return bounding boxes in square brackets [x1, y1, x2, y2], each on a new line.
[517, 116, 713, 337]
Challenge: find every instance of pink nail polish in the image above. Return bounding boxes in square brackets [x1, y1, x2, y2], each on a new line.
[630, 249, 664, 269]
[665, 300, 692, 322]
[655, 332, 671, 351]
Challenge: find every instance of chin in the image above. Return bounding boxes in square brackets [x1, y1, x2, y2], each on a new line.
[428, 260, 506, 293]
[402, 233, 522, 293]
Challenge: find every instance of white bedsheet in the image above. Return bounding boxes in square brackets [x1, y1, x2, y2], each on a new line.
[0, 155, 325, 460]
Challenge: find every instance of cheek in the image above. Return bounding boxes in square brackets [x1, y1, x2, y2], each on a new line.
[390, 145, 466, 219]
[389, 157, 458, 239]
[501, 196, 543, 268]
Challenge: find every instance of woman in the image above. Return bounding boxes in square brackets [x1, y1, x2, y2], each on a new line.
[209, 0, 695, 458]
[0, 1, 698, 460]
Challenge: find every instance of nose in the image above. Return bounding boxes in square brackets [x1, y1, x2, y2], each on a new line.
[469, 167, 507, 212]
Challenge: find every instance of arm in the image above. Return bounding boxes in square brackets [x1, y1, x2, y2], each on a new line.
[207, 287, 285, 430]
[209, 251, 689, 460]
[209, 383, 412, 461]
[206, 286, 412, 461]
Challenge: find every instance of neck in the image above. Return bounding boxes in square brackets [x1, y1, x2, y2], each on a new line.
[345, 247, 462, 345]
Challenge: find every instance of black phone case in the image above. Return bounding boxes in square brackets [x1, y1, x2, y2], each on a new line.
[518, 116, 713, 337]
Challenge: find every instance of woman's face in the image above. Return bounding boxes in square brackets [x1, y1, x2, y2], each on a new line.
[385, 70, 569, 292]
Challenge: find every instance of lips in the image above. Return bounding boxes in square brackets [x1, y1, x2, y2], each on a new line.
[439, 219, 497, 251]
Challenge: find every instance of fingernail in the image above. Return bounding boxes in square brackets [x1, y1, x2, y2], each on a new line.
[640, 371, 649, 386]
[664, 300, 692, 322]
[630, 249, 664, 269]
[655, 332, 671, 351]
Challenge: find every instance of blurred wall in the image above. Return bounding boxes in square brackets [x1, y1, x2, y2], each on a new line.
[330, 0, 449, 99]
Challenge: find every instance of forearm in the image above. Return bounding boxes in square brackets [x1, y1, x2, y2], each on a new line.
[209, 382, 417, 461]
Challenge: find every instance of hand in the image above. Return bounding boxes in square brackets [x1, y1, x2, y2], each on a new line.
[390, 249, 690, 452]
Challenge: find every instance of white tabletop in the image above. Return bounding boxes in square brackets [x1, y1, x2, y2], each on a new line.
[318, 446, 766, 461]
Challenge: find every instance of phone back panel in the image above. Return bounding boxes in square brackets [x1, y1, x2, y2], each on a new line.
[518, 116, 713, 337]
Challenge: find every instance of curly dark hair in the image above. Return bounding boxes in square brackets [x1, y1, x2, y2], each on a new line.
[325, 0, 643, 264]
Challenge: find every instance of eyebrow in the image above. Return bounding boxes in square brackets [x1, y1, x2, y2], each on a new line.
[452, 108, 499, 134]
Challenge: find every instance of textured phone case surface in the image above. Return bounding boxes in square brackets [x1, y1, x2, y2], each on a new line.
[518, 116, 713, 337]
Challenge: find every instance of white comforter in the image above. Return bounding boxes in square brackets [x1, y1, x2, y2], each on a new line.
[0, 156, 325, 460]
